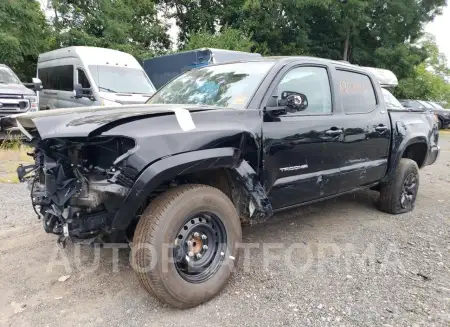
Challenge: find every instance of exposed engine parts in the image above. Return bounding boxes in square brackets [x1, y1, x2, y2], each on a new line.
[20, 136, 137, 243]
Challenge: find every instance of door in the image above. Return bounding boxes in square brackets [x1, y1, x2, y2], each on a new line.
[262, 65, 344, 210]
[334, 69, 391, 192]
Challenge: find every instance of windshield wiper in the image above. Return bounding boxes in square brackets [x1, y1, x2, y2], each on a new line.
[99, 86, 117, 93]
[128, 92, 154, 95]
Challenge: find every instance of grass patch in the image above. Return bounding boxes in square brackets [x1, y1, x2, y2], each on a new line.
[0, 146, 34, 184]
[0, 133, 24, 150]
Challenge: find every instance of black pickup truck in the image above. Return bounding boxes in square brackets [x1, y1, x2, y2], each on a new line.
[11, 57, 439, 308]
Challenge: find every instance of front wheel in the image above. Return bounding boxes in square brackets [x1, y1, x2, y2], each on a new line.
[132, 184, 242, 308]
[379, 158, 419, 214]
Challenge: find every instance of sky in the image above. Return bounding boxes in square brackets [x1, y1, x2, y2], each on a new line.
[425, 4, 450, 62]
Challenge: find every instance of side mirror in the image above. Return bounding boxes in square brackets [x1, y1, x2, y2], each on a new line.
[278, 91, 308, 112]
[23, 78, 43, 91]
[74, 83, 94, 100]
[74, 83, 83, 98]
[32, 78, 43, 91]
[285, 93, 308, 111]
[265, 91, 308, 115]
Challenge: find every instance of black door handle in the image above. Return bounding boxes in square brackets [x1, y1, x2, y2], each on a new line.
[375, 125, 388, 132]
[326, 129, 343, 136]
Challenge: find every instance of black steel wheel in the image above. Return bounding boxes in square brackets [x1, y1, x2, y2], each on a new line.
[132, 184, 241, 309]
[173, 212, 227, 283]
[380, 158, 419, 214]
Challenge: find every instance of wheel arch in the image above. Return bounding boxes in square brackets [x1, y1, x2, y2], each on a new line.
[386, 135, 429, 183]
[112, 148, 272, 231]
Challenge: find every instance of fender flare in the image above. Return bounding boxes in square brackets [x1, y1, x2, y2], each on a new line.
[112, 148, 241, 230]
[384, 132, 428, 182]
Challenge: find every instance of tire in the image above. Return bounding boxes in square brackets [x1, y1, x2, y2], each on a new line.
[131, 184, 242, 308]
[379, 158, 419, 214]
[438, 119, 443, 130]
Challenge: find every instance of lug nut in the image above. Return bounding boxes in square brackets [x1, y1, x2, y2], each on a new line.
[196, 253, 202, 259]
[187, 240, 192, 246]
[201, 234, 207, 240]
[203, 245, 208, 250]
[188, 251, 194, 257]
[193, 232, 200, 237]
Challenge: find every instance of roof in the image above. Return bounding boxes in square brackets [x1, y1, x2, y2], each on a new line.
[206, 56, 398, 86]
[38, 46, 142, 69]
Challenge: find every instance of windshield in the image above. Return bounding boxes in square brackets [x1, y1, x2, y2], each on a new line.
[147, 62, 275, 108]
[381, 88, 404, 110]
[400, 100, 426, 110]
[88, 65, 155, 94]
[0, 67, 21, 84]
[427, 101, 444, 109]
[417, 100, 434, 110]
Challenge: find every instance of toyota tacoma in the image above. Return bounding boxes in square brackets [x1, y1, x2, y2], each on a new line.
[8, 57, 439, 308]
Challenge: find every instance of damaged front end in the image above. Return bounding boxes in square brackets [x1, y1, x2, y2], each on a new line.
[18, 136, 138, 244]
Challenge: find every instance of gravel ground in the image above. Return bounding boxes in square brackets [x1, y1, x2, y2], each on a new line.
[0, 136, 449, 327]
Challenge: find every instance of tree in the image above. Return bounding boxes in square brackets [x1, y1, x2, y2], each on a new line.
[396, 35, 450, 106]
[0, 0, 55, 80]
[164, 0, 446, 64]
[183, 27, 255, 52]
[49, 0, 171, 60]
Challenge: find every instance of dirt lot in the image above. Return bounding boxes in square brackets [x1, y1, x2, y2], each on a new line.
[0, 135, 449, 327]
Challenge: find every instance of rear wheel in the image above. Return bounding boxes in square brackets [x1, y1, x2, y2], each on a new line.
[132, 184, 241, 308]
[379, 158, 419, 214]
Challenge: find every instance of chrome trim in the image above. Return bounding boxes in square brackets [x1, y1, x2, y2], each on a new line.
[0, 98, 30, 112]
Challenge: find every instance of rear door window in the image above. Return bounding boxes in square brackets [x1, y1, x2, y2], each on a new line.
[336, 70, 377, 114]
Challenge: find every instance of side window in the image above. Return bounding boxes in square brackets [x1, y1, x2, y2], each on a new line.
[38, 67, 57, 90]
[77, 68, 91, 88]
[56, 65, 74, 91]
[274, 66, 332, 114]
[38, 68, 48, 89]
[336, 70, 377, 114]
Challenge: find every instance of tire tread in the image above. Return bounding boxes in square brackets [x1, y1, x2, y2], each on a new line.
[132, 184, 236, 308]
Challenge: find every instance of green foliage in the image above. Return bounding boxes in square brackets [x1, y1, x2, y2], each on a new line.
[0, 0, 449, 105]
[395, 35, 450, 106]
[0, 0, 55, 80]
[396, 64, 450, 106]
[184, 27, 255, 52]
[50, 0, 171, 60]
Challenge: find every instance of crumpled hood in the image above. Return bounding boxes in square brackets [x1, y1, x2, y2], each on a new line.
[0, 83, 35, 96]
[12, 104, 221, 139]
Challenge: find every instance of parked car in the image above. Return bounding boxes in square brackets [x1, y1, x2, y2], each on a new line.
[143, 48, 262, 89]
[37, 46, 156, 110]
[399, 99, 450, 129]
[0, 64, 42, 137]
[13, 57, 439, 308]
[425, 101, 450, 129]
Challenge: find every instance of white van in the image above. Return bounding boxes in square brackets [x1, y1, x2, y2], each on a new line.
[37, 46, 156, 109]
